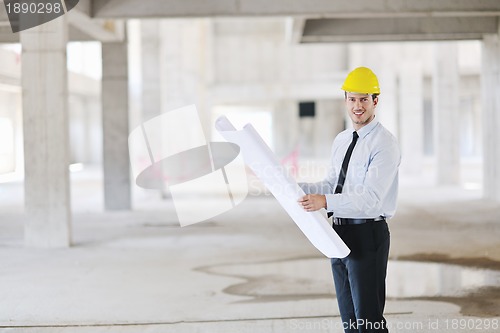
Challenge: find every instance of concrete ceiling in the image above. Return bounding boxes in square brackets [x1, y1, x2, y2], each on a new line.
[91, 0, 500, 42]
[301, 16, 499, 43]
[0, 0, 499, 43]
[91, 0, 500, 18]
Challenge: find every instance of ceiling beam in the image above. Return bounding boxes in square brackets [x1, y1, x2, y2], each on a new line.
[0, 24, 17, 43]
[0, 1, 8, 22]
[92, 0, 500, 18]
[67, 10, 125, 42]
[285, 17, 305, 44]
[73, 0, 92, 17]
[301, 16, 499, 43]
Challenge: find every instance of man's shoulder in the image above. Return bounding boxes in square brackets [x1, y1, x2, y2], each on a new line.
[375, 123, 398, 144]
[373, 123, 401, 156]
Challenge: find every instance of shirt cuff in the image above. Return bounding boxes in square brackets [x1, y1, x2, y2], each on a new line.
[325, 193, 335, 212]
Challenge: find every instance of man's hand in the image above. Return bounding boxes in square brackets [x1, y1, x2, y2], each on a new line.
[298, 194, 326, 212]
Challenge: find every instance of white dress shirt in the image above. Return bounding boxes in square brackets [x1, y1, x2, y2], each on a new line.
[299, 117, 401, 219]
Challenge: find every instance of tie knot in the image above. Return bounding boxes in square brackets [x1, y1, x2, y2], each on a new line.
[353, 131, 359, 139]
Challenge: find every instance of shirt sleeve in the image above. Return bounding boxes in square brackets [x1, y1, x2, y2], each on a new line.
[298, 175, 336, 195]
[325, 138, 401, 216]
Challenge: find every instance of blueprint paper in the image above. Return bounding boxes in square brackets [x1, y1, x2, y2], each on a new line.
[215, 116, 350, 259]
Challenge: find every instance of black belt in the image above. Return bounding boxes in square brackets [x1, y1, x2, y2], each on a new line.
[332, 216, 385, 226]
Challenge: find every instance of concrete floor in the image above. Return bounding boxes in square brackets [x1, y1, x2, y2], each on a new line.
[0, 168, 499, 332]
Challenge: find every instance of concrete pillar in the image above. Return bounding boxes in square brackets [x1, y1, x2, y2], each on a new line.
[274, 99, 345, 163]
[377, 68, 398, 139]
[159, 20, 204, 111]
[273, 100, 298, 158]
[102, 40, 131, 210]
[399, 61, 424, 177]
[315, 99, 344, 157]
[433, 42, 460, 185]
[201, 19, 215, 140]
[298, 106, 315, 159]
[20, 17, 71, 247]
[482, 33, 500, 201]
[138, 20, 168, 197]
[140, 20, 162, 122]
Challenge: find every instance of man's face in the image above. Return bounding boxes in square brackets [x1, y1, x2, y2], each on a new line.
[345, 92, 378, 129]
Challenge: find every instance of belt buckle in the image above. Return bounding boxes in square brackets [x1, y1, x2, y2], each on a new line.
[333, 217, 343, 226]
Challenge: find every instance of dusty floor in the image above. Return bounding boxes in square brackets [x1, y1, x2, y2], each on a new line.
[0, 170, 499, 332]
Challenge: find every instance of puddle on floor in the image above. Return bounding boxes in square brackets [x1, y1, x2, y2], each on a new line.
[386, 260, 500, 298]
[196, 256, 500, 316]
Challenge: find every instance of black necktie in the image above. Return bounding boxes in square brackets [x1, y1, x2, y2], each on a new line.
[327, 131, 359, 218]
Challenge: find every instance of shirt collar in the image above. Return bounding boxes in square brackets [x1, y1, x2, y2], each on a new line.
[355, 116, 379, 139]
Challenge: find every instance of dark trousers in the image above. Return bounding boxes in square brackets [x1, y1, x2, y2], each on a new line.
[331, 221, 390, 333]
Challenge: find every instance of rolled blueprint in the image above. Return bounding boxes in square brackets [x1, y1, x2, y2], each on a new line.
[216, 115, 350, 259]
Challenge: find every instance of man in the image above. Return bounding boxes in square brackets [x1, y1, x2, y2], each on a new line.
[298, 67, 401, 333]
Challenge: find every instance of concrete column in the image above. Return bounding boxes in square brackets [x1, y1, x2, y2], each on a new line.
[159, 20, 205, 111]
[377, 68, 398, 139]
[433, 42, 460, 185]
[140, 20, 162, 122]
[102, 40, 131, 210]
[201, 19, 215, 140]
[298, 106, 315, 159]
[315, 99, 344, 157]
[482, 33, 500, 201]
[399, 61, 424, 177]
[20, 16, 71, 247]
[273, 100, 298, 157]
[274, 99, 345, 168]
[138, 20, 168, 197]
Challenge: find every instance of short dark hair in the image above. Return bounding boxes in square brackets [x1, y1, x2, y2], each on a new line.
[345, 92, 379, 100]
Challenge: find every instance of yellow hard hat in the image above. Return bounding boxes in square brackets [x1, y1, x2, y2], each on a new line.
[341, 67, 380, 94]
